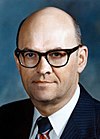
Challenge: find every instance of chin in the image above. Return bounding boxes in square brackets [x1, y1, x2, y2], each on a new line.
[33, 95, 56, 103]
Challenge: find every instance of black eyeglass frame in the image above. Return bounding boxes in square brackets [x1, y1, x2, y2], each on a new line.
[14, 44, 82, 68]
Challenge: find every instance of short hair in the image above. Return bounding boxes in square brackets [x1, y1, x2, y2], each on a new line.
[16, 18, 26, 48]
[71, 16, 82, 44]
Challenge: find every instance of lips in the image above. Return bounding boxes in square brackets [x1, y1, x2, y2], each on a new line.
[32, 80, 57, 89]
[32, 80, 53, 83]
[32, 81, 54, 88]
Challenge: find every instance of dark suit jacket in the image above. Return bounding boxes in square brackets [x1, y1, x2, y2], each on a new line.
[0, 84, 100, 139]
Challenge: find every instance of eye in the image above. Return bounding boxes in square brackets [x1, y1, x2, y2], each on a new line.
[49, 51, 66, 58]
[24, 52, 37, 58]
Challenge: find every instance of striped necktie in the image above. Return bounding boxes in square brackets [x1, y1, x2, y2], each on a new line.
[35, 116, 53, 139]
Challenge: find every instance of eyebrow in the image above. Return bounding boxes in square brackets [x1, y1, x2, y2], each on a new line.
[19, 47, 63, 52]
[51, 47, 62, 50]
[21, 48, 33, 51]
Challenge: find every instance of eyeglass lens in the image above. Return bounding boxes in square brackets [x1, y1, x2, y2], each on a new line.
[19, 50, 68, 67]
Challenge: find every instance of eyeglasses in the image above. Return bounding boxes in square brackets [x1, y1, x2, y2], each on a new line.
[14, 45, 82, 68]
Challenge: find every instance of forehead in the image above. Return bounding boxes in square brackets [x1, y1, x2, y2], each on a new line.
[18, 13, 77, 51]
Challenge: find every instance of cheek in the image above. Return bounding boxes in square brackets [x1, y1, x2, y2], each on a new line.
[54, 59, 78, 88]
[19, 68, 32, 91]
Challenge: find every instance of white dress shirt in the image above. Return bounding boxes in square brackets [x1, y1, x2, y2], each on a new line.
[29, 85, 80, 139]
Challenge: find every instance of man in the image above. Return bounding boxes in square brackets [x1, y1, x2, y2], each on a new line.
[0, 7, 100, 139]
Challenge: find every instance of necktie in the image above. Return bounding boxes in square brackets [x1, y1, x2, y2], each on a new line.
[35, 116, 53, 139]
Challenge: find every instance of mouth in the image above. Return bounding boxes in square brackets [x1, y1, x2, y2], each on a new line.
[32, 80, 54, 84]
[32, 79, 58, 86]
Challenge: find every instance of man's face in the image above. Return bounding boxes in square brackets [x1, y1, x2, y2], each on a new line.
[15, 14, 84, 109]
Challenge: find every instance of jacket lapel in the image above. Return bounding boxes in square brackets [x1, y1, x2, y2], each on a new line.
[60, 84, 96, 139]
[22, 100, 34, 139]
[60, 115, 81, 139]
[15, 99, 34, 139]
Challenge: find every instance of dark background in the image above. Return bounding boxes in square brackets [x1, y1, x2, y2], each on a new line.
[0, 0, 100, 106]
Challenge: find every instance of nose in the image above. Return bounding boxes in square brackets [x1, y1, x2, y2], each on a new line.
[36, 56, 52, 75]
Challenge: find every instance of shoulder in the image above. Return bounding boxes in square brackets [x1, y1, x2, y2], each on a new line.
[75, 84, 100, 135]
[0, 99, 34, 120]
[0, 99, 34, 138]
[0, 98, 33, 110]
[79, 83, 100, 114]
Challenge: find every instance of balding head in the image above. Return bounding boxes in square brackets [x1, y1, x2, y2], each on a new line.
[16, 7, 81, 49]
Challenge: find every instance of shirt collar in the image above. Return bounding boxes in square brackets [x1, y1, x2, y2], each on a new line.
[32, 107, 41, 127]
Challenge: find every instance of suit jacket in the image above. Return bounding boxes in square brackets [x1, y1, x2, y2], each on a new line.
[0, 84, 100, 139]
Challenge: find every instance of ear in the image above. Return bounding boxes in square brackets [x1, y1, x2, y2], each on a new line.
[14, 53, 20, 72]
[77, 45, 88, 73]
